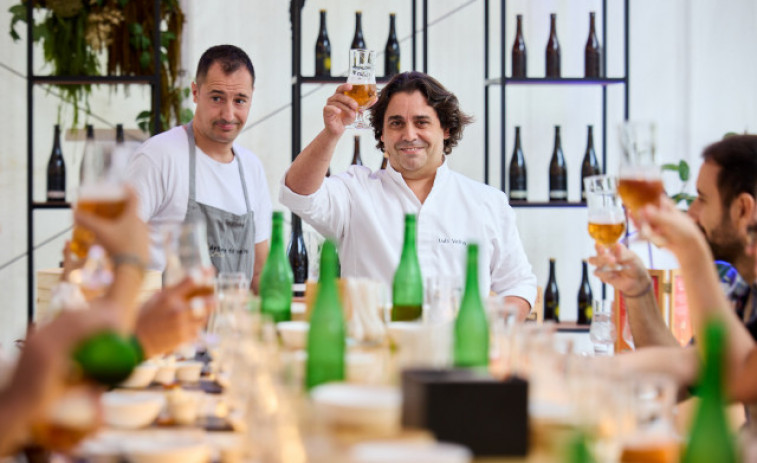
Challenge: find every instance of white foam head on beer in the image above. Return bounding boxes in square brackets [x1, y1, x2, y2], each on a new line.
[78, 182, 126, 202]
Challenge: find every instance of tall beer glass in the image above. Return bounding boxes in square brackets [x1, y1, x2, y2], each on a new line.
[70, 140, 128, 259]
[344, 49, 377, 129]
[617, 121, 663, 240]
[585, 175, 626, 271]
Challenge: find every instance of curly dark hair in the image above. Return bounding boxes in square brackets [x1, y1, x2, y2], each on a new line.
[369, 71, 473, 155]
[702, 134, 757, 208]
[196, 44, 255, 87]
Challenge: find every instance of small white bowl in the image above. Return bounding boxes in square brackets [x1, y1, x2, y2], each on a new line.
[119, 363, 158, 388]
[175, 361, 203, 383]
[311, 383, 401, 432]
[154, 363, 177, 385]
[126, 431, 210, 463]
[277, 321, 309, 350]
[102, 391, 165, 429]
[165, 389, 203, 425]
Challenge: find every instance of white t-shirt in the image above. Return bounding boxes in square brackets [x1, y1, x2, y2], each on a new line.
[279, 160, 537, 306]
[126, 125, 272, 271]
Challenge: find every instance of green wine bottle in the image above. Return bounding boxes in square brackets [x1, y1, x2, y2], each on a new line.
[260, 211, 294, 323]
[72, 331, 142, 386]
[392, 214, 423, 321]
[681, 319, 737, 463]
[453, 243, 490, 368]
[305, 240, 345, 390]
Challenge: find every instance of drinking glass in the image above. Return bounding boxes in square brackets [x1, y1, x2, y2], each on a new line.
[589, 299, 616, 356]
[344, 49, 377, 129]
[585, 175, 626, 271]
[71, 141, 129, 260]
[617, 121, 664, 240]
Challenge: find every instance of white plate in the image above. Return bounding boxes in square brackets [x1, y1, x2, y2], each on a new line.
[311, 383, 401, 432]
[350, 441, 472, 463]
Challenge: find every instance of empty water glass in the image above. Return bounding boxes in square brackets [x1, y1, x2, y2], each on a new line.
[590, 300, 617, 356]
[424, 275, 461, 324]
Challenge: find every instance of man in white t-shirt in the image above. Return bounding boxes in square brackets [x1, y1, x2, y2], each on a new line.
[127, 45, 272, 292]
[280, 72, 536, 318]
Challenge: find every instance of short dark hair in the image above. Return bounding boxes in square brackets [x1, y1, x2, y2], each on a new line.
[369, 71, 473, 155]
[702, 134, 757, 207]
[195, 45, 255, 87]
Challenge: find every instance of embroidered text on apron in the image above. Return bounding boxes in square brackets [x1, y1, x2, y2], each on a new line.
[184, 123, 256, 281]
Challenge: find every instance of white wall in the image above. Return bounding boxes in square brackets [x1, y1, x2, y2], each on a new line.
[1, 0, 756, 346]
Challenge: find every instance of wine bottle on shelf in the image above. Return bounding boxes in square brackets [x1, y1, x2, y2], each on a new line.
[549, 125, 568, 202]
[351, 11, 367, 49]
[545, 13, 561, 78]
[454, 243, 490, 369]
[305, 240, 346, 390]
[260, 211, 294, 323]
[511, 14, 527, 78]
[384, 13, 400, 77]
[115, 123, 124, 144]
[508, 126, 527, 202]
[392, 214, 423, 321]
[584, 12, 602, 78]
[315, 9, 331, 77]
[351, 135, 363, 166]
[287, 214, 308, 298]
[680, 320, 737, 463]
[79, 124, 94, 183]
[380, 155, 388, 170]
[581, 125, 601, 202]
[577, 260, 593, 325]
[47, 124, 66, 203]
[544, 258, 560, 322]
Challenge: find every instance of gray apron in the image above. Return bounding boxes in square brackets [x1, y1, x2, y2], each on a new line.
[184, 123, 256, 281]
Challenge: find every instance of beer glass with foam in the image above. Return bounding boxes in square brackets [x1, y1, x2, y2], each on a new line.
[71, 139, 128, 259]
[584, 175, 626, 271]
[344, 49, 377, 129]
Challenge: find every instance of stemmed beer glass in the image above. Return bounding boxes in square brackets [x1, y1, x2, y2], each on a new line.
[344, 49, 377, 129]
[617, 121, 664, 240]
[585, 175, 626, 271]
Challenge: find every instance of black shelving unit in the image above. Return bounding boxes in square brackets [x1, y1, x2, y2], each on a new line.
[290, 0, 428, 162]
[25, 0, 162, 324]
[483, 0, 630, 205]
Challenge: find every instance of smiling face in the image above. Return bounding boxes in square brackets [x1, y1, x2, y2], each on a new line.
[191, 61, 253, 155]
[380, 90, 449, 180]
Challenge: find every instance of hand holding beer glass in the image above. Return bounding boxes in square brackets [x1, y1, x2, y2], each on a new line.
[71, 141, 129, 260]
[344, 49, 377, 129]
[585, 175, 626, 271]
[617, 121, 664, 242]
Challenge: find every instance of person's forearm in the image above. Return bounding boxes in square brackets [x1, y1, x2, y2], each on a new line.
[625, 287, 679, 348]
[504, 296, 531, 322]
[0, 389, 33, 455]
[285, 129, 341, 195]
[105, 263, 144, 330]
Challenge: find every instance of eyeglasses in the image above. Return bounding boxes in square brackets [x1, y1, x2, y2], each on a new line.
[747, 223, 757, 248]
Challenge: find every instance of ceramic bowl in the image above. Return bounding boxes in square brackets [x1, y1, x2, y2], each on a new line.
[175, 361, 203, 383]
[119, 363, 158, 388]
[102, 391, 165, 429]
[277, 321, 309, 350]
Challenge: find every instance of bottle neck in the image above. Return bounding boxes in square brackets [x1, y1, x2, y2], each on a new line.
[271, 218, 285, 252]
[587, 127, 594, 149]
[318, 244, 339, 293]
[402, 218, 417, 254]
[581, 261, 589, 279]
[320, 11, 328, 34]
[53, 125, 61, 150]
[516, 16, 523, 35]
[549, 261, 556, 280]
[554, 128, 562, 150]
[514, 128, 521, 150]
[589, 13, 596, 34]
[389, 15, 396, 36]
[355, 14, 363, 34]
[550, 15, 557, 35]
[290, 214, 302, 235]
[461, 245, 482, 308]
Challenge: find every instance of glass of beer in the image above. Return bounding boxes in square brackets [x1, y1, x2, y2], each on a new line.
[163, 220, 215, 294]
[344, 49, 377, 129]
[617, 121, 664, 240]
[585, 175, 626, 271]
[71, 141, 129, 259]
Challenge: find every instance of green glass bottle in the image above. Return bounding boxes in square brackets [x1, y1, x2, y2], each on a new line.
[260, 211, 293, 323]
[72, 332, 143, 386]
[305, 240, 346, 390]
[392, 214, 423, 321]
[680, 320, 737, 463]
[453, 243, 490, 368]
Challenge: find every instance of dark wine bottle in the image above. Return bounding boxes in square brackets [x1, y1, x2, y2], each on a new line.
[584, 12, 602, 78]
[315, 9, 331, 77]
[79, 124, 94, 183]
[287, 214, 309, 298]
[577, 260, 593, 325]
[351, 135, 363, 166]
[511, 14, 527, 78]
[549, 125, 568, 202]
[581, 125, 601, 202]
[545, 13, 561, 78]
[384, 13, 400, 77]
[351, 11, 367, 49]
[544, 258, 560, 322]
[508, 126, 527, 202]
[380, 155, 388, 170]
[47, 124, 66, 202]
[115, 123, 124, 144]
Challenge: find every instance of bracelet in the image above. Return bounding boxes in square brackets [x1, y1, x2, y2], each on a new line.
[622, 281, 654, 299]
[111, 253, 147, 275]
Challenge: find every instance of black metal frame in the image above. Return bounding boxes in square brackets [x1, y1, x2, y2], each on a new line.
[483, 0, 630, 206]
[289, 0, 428, 162]
[25, 0, 162, 324]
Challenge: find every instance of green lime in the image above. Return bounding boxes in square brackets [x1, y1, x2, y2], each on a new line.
[72, 331, 139, 386]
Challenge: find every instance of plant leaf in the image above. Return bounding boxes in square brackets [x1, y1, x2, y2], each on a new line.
[661, 163, 679, 171]
[678, 160, 690, 182]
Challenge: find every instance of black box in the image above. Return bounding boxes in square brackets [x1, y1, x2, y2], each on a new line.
[401, 368, 529, 456]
